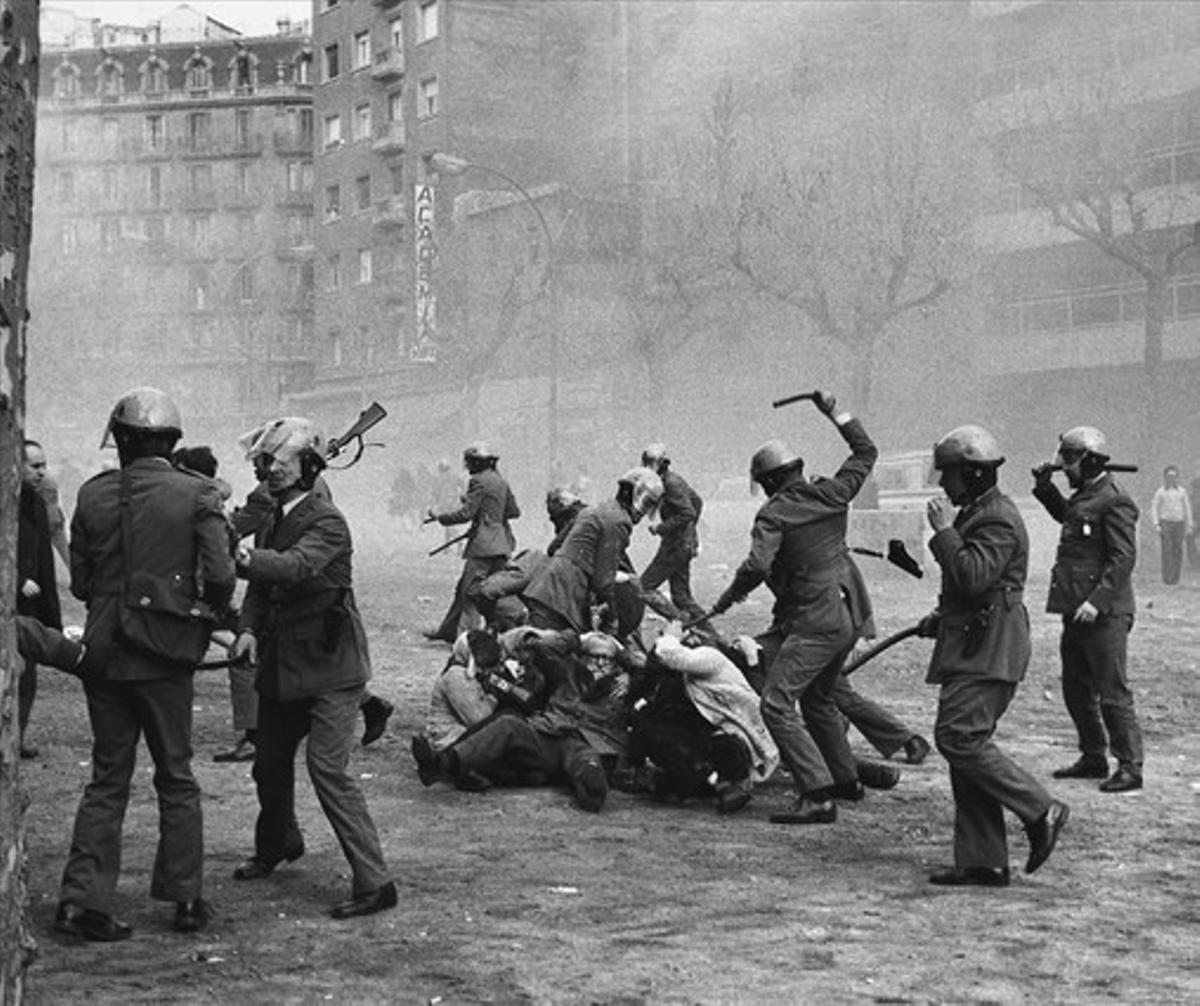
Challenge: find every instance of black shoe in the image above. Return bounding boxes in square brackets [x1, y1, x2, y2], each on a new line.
[1024, 799, 1069, 874]
[1099, 767, 1143, 793]
[928, 866, 1010, 888]
[20, 744, 39, 760]
[857, 760, 901, 790]
[174, 898, 214, 933]
[410, 734, 444, 786]
[822, 780, 865, 802]
[422, 630, 453, 644]
[232, 841, 305, 880]
[454, 770, 493, 792]
[570, 761, 608, 813]
[903, 735, 931, 765]
[361, 696, 394, 747]
[1052, 757, 1108, 780]
[329, 881, 398, 920]
[715, 778, 753, 815]
[213, 735, 256, 763]
[769, 797, 837, 824]
[54, 903, 133, 942]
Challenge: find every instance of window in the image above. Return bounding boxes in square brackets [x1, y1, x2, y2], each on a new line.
[353, 103, 372, 142]
[61, 221, 78, 254]
[389, 161, 404, 196]
[148, 166, 162, 206]
[325, 184, 341, 221]
[1070, 292, 1120, 328]
[295, 53, 312, 85]
[330, 329, 344, 366]
[298, 108, 314, 145]
[187, 163, 213, 196]
[324, 43, 340, 81]
[419, 76, 438, 118]
[1022, 299, 1069, 333]
[145, 114, 165, 150]
[58, 170, 75, 202]
[358, 248, 373, 284]
[99, 63, 123, 97]
[187, 59, 210, 91]
[192, 317, 215, 350]
[356, 174, 371, 212]
[235, 109, 252, 149]
[189, 214, 211, 252]
[390, 17, 403, 49]
[328, 254, 342, 291]
[60, 120, 75, 153]
[419, 0, 439, 42]
[55, 68, 80, 100]
[354, 31, 371, 70]
[323, 113, 342, 149]
[146, 215, 165, 242]
[1176, 279, 1200, 318]
[102, 117, 119, 152]
[236, 262, 255, 302]
[387, 90, 404, 124]
[187, 111, 211, 151]
[100, 219, 120, 253]
[286, 160, 313, 193]
[102, 168, 118, 202]
[235, 162, 251, 197]
[144, 60, 166, 93]
[236, 213, 256, 242]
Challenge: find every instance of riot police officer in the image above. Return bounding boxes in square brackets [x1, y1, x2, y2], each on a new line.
[924, 425, 1067, 886]
[1033, 426, 1144, 793]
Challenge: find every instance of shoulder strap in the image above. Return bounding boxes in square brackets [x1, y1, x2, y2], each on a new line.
[118, 468, 135, 575]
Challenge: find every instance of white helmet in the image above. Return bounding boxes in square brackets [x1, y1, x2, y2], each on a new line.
[245, 417, 326, 464]
[618, 466, 663, 517]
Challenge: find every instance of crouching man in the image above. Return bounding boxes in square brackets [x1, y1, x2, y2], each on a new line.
[230, 417, 396, 919]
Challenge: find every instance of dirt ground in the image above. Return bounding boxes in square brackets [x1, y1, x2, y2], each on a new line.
[16, 508, 1200, 1004]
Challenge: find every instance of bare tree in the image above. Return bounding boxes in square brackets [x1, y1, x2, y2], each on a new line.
[989, 73, 1200, 471]
[1, 1, 41, 994]
[711, 68, 973, 423]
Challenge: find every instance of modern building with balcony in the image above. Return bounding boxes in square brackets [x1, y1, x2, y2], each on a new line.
[28, 10, 316, 465]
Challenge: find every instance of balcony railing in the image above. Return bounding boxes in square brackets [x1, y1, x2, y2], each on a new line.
[371, 121, 405, 155]
[371, 47, 405, 81]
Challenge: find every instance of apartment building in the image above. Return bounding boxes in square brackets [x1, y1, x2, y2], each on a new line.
[28, 13, 316, 459]
[972, 0, 1200, 471]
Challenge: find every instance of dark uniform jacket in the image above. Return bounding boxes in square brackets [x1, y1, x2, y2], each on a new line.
[523, 499, 633, 633]
[70, 458, 235, 681]
[436, 468, 520, 558]
[927, 485, 1030, 685]
[239, 493, 371, 703]
[1033, 474, 1137, 617]
[655, 470, 702, 553]
[18, 484, 62, 629]
[721, 418, 876, 636]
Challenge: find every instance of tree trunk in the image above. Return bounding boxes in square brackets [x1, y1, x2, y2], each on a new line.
[2, 1, 42, 998]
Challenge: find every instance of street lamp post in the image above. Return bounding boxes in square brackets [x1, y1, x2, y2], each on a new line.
[424, 151, 560, 484]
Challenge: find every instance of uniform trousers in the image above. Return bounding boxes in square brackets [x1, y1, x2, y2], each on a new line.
[252, 685, 389, 896]
[457, 555, 507, 636]
[759, 616, 859, 795]
[1060, 614, 1143, 771]
[640, 542, 707, 623]
[934, 677, 1051, 870]
[228, 664, 258, 733]
[832, 673, 913, 758]
[60, 673, 202, 910]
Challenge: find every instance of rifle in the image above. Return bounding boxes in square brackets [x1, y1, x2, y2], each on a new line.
[326, 401, 387, 469]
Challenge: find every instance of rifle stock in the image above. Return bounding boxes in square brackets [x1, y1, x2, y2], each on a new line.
[327, 401, 387, 459]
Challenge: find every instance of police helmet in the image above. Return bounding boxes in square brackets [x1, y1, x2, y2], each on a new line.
[749, 439, 801, 485]
[102, 387, 182, 448]
[640, 442, 669, 470]
[1057, 426, 1110, 463]
[617, 466, 663, 516]
[932, 425, 1005, 470]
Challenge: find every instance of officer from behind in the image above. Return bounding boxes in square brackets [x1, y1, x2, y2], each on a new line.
[56, 388, 235, 941]
[230, 418, 396, 919]
[426, 442, 521, 639]
[710, 391, 874, 826]
[924, 425, 1067, 887]
[1032, 426, 1144, 793]
[638, 443, 708, 626]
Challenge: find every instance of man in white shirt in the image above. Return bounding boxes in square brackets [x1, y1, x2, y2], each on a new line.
[1151, 466, 1193, 585]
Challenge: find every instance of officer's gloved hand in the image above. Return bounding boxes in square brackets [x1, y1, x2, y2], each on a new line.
[813, 391, 838, 417]
[917, 612, 940, 639]
[1031, 462, 1055, 487]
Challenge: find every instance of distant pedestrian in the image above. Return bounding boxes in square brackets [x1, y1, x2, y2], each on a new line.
[1150, 465, 1192, 585]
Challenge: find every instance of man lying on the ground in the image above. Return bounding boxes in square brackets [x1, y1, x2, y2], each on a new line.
[618, 624, 779, 815]
[411, 630, 635, 812]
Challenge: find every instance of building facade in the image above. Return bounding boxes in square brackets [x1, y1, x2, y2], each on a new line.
[29, 13, 315, 464]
